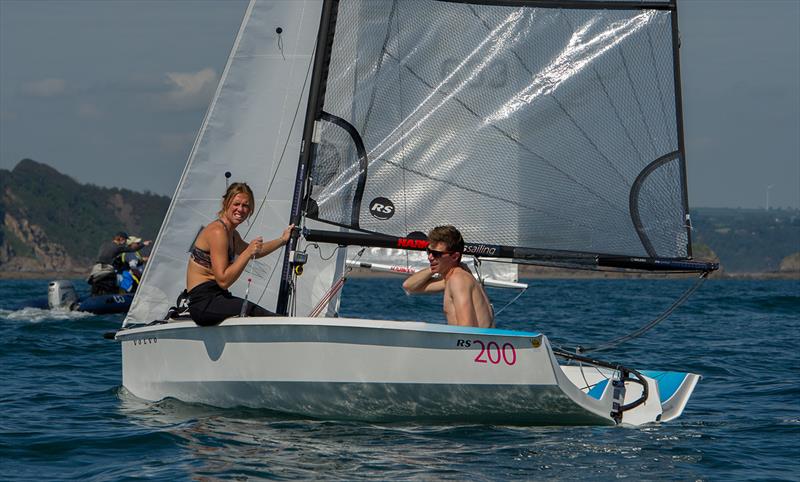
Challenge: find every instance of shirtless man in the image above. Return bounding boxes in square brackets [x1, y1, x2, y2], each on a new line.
[402, 225, 494, 328]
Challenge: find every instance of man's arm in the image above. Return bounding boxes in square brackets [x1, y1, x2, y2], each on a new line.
[402, 267, 445, 294]
[448, 272, 479, 326]
[112, 244, 138, 258]
[116, 240, 149, 255]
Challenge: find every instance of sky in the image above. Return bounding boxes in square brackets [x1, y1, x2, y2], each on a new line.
[1, 0, 798, 209]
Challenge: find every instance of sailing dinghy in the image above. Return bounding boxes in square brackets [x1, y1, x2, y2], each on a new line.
[114, 0, 717, 425]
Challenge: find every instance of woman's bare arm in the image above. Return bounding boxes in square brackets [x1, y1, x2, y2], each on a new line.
[253, 224, 293, 259]
[208, 224, 258, 289]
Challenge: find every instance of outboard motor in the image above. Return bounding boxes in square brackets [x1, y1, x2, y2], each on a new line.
[48, 280, 79, 310]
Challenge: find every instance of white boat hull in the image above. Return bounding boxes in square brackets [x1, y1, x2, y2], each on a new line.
[118, 317, 698, 425]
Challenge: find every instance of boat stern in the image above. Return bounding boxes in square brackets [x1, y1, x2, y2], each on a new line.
[640, 370, 702, 422]
[557, 363, 701, 425]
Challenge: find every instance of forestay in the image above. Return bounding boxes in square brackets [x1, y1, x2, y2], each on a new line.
[303, 0, 693, 268]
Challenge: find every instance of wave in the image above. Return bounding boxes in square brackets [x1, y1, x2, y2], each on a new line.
[0, 307, 93, 323]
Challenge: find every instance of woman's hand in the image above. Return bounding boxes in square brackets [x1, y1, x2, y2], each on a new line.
[280, 224, 296, 245]
[244, 225, 293, 260]
[247, 236, 264, 257]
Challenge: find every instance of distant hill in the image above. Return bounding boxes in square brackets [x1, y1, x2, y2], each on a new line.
[691, 207, 800, 273]
[0, 159, 169, 273]
[0, 159, 797, 276]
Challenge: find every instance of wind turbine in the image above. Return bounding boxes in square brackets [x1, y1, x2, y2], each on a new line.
[766, 185, 774, 210]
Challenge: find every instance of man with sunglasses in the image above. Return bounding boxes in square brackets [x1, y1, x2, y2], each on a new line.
[403, 225, 494, 328]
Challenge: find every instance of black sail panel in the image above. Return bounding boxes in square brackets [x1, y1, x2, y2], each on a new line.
[305, 0, 695, 265]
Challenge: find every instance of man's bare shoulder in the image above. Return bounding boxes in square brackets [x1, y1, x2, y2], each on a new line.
[449, 267, 477, 287]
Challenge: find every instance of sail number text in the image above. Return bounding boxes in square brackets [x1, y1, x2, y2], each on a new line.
[456, 339, 516, 366]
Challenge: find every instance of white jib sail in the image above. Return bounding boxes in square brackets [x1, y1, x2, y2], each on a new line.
[125, 0, 335, 326]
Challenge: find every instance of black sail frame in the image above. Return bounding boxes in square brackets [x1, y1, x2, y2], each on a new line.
[441, 0, 675, 10]
[317, 111, 369, 228]
[277, 0, 713, 314]
[630, 151, 681, 258]
[304, 228, 717, 272]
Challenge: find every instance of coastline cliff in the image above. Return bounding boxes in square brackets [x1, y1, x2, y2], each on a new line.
[0, 159, 169, 275]
[0, 159, 796, 279]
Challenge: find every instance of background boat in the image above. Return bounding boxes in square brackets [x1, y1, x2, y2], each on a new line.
[11, 279, 133, 315]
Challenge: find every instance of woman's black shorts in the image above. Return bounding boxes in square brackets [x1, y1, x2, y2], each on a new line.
[187, 280, 274, 326]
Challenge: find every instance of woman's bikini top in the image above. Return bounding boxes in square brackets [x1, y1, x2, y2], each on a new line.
[189, 219, 235, 269]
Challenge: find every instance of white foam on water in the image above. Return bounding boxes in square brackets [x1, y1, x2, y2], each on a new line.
[0, 307, 93, 322]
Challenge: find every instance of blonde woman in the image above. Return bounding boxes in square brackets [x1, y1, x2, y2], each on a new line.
[186, 182, 293, 325]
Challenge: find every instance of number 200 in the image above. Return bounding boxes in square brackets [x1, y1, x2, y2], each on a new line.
[473, 340, 516, 366]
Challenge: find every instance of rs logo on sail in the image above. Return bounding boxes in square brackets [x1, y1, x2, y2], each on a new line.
[369, 197, 395, 220]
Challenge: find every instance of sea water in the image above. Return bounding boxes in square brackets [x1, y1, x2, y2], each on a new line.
[1, 278, 798, 480]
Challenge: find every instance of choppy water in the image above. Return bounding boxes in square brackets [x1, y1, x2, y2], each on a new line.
[1, 278, 798, 480]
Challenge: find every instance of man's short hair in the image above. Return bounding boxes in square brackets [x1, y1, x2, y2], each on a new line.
[428, 225, 465, 253]
[115, 231, 129, 239]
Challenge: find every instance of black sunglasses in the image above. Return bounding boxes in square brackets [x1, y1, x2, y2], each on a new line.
[426, 248, 453, 258]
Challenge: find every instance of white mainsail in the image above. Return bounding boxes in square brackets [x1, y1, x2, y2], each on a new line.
[125, 0, 331, 326]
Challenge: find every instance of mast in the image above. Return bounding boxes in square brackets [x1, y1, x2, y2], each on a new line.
[276, 0, 340, 315]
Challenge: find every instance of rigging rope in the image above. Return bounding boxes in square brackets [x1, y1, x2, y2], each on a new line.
[471, 256, 527, 319]
[569, 271, 709, 354]
[308, 247, 365, 317]
[492, 286, 528, 318]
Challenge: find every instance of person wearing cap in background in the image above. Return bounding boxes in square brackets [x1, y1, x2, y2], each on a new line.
[96, 231, 152, 265]
[119, 235, 150, 271]
[116, 235, 152, 293]
[87, 231, 151, 295]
